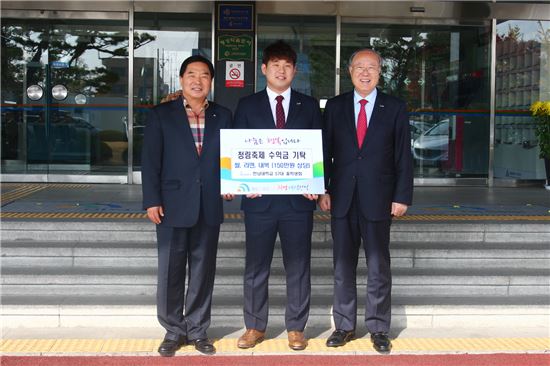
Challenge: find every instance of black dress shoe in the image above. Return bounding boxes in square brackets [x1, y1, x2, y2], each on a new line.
[371, 332, 392, 353]
[326, 329, 355, 347]
[158, 336, 187, 357]
[192, 338, 216, 355]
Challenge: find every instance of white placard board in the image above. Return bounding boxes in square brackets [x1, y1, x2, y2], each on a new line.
[220, 129, 325, 195]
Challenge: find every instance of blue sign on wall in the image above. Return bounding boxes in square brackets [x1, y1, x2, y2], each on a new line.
[218, 4, 253, 31]
[51, 61, 69, 69]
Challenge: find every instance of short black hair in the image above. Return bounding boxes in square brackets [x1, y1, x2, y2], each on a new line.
[262, 40, 297, 66]
[179, 55, 215, 78]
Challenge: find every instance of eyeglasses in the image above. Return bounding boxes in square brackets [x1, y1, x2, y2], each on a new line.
[351, 65, 380, 74]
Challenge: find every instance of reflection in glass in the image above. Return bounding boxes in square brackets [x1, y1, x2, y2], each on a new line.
[494, 20, 550, 179]
[341, 22, 491, 178]
[132, 12, 212, 170]
[1, 17, 129, 174]
[26, 85, 43, 101]
[412, 119, 450, 166]
[51, 84, 68, 100]
[257, 15, 336, 102]
[75, 94, 87, 104]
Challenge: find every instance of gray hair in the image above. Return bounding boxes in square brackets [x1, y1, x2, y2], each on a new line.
[348, 48, 383, 67]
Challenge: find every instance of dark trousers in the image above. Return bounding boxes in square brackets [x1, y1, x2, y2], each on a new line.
[156, 216, 220, 341]
[243, 197, 313, 332]
[331, 191, 392, 333]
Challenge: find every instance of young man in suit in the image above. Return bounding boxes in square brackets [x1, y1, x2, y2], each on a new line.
[233, 40, 322, 351]
[141, 55, 233, 357]
[318, 49, 413, 353]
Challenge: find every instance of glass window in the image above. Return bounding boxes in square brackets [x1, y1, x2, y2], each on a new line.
[132, 12, 212, 170]
[494, 20, 550, 179]
[256, 15, 336, 102]
[341, 21, 491, 178]
[1, 16, 129, 175]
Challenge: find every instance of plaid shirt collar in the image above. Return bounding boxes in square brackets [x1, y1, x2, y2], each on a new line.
[183, 97, 209, 112]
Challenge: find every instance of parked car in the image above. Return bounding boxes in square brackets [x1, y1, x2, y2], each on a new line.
[22, 111, 100, 164]
[412, 119, 449, 166]
[409, 120, 434, 140]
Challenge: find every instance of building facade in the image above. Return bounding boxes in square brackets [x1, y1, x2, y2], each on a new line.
[1, 1, 549, 185]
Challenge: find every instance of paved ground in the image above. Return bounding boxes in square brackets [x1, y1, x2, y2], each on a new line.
[4, 354, 550, 366]
[5, 325, 549, 340]
[1, 183, 549, 358]
[2, 183, 550, 221]
[2, 326, 549, 355]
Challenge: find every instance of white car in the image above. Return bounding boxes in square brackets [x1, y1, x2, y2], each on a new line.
[412, 119, 449, 165]
[409, 120, 433, 140]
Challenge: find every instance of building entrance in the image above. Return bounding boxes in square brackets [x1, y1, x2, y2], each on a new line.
[1, 10, 129, 180]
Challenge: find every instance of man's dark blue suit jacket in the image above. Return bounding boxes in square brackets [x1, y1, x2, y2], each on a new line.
[141, 97, 232, 227]
[323, 89, 413, 221]
[233, 89, 322, 212]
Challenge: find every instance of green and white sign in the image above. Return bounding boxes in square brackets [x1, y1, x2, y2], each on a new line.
[218, 35, 253, 61]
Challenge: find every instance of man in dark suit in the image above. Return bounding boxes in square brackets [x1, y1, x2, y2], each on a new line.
[319, 49, 413, 353]
[141, 55, 232, 357]
[233, 41, 322, 351]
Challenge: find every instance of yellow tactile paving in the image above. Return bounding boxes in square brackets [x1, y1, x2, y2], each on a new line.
[0, 212, 148, 219]
[2, 212, 549, 221]
[315, 213, 331, 220]
[1, 339, 56, 353]
[101, 339, 157, 353]
[45, 184, 92, 189]
[396, 215, 550, 221]
[1, 183, 92, 205]
[1, 184, 47, 205]
[1, 183, 549, 221]
[225, 213, 241, 220]
[49, 339, 103, 353]
[1, 338, 549, 354]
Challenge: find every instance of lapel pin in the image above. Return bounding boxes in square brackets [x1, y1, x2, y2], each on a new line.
[213, 114, 216, 117]
[380, 104, 385, 108]
[296, 102, 301, 106]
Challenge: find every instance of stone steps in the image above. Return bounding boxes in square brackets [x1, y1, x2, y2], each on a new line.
[2, 220, 550, 243]
[2, 297, 547, 329]
[2, 220, 549, 329]
[3, 241, 549, 269]
[2, 266, 548, 297]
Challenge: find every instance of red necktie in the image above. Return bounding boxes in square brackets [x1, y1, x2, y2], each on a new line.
[357, 99, 368, 148]
[275, 95, 285, 129]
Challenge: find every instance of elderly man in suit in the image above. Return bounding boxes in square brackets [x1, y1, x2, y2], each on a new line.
[318, 48, 413, 353]
[142, 55, 232, 357]
[233, 40, 322, 351]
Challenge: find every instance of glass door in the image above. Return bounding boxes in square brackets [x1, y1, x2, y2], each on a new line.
[132, 12, 213, 172]
[1, 10, 129, 178]
[494, 20, 550, 180]
[340, 20, 492, 179]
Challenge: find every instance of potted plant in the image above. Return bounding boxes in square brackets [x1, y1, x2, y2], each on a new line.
[530, 101, 550, 190]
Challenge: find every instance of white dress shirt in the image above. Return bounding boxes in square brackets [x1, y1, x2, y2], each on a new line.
[353, 88, 377, 128]
[266, 86, 291, 126]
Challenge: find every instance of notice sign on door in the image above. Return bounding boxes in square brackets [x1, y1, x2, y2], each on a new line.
[225, 61, 244, 88]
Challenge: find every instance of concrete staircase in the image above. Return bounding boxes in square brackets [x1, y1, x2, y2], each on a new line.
[2, 220, 549, 330]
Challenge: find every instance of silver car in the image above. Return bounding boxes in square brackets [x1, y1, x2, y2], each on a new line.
[412, 119, 449, 165]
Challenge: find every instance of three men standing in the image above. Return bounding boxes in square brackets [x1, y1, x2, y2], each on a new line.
[319, 49, 413, 353]
[142, 46, 412, 356]
[233, 41, 322, 351]
[141, 55, 232, 356]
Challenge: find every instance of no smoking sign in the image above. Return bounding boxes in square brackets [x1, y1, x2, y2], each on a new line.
[225, 61, 244, 88]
